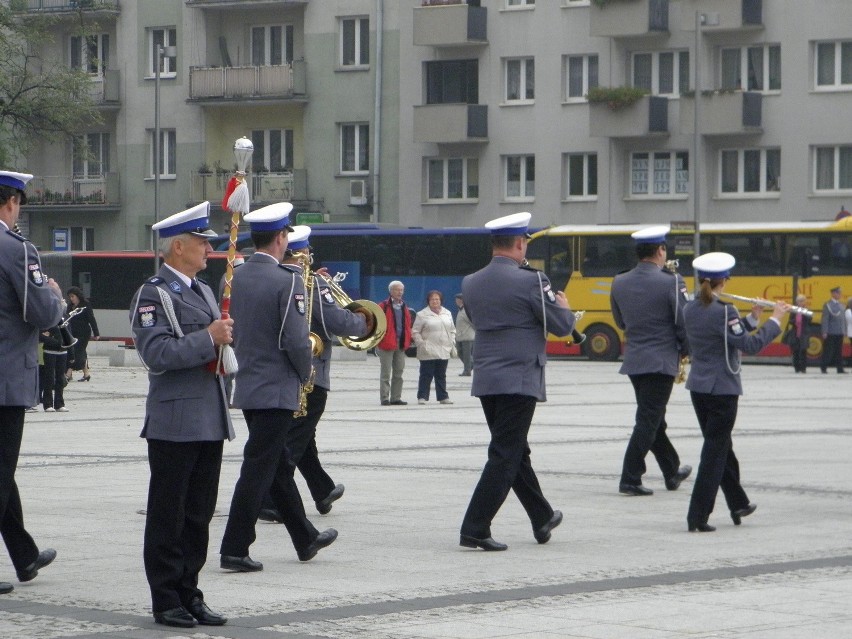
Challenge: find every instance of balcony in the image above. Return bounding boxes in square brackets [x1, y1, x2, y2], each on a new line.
[25, 173, 120, 209]
[188, 62, 306, 103]
[679, 0, 762, 32]
[413, 104, 487, 144]
[589, 95, 668, 138]
[413, 2, 487, 47]
[191, 170, 307, 205]
[590, 0, 669, 38]
[88, 70, 120, 106]
[186, 0, 308, 8]
[11, 0, 120, 15]
[679, 91, 762, 136]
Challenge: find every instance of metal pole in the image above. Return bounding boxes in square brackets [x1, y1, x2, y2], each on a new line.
[153, 44, 162, 273]
[693, 11, 701, 263]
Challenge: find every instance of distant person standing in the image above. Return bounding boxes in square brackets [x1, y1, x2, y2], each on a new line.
[820, 286, 846, 374]
[0, 170, 63, 595]
[459, 212, 575, 552]
[65, 287, 98, 382]
[845, 297, 852, 369]
[412, 290, 456, 405]
[788, 294, 811, 373]
[377, 280, 412, 406]
[609, 226, 692, 497]
[454, 293, 474, 376]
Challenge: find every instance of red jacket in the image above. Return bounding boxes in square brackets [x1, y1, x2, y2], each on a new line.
[378, 297, 412, 351]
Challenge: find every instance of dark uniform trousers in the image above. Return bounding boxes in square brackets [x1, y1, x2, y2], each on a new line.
[460, 394, 554, 539]
[621, 373, 681, 485]
[0, 407, 40, 573]
[220, 409, 318, 557]
[144, 439, 223, 613]
[820, 334, 845, 373]
[289, 388, 335, 502]
[686, 393, 749, 525]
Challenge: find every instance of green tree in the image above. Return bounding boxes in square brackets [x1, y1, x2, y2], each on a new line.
[0, 5, 101, 167]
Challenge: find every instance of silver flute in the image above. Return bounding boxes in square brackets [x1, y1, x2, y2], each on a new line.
[719, 292, 813, 317]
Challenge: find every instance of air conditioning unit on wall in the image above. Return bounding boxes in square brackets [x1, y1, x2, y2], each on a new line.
[349, 179, 369, 206]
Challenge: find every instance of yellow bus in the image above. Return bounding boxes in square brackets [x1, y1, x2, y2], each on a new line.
[526, 216, 852, 361]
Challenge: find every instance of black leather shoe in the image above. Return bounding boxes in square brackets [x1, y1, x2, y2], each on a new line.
[459, 534, 508, 551]
[153, 606, 196, 628]
[688, 522, 716, 532]
[297, 528, 338, 562]
[258, 508, 284, 523]
[220, 555, 263, 572]
[665, 465, 693, 491]
[316, 484, 345, 515]
[187, 597, 227, 626]
[0, 582, 13, 595]
[731, 503, 757, 526]
[389, 400, 408, 405]
[619, 483, 653, 496]
[534, 510, 563, 544]
[17, 548, 56, 582]
[381, 400, 390, 405]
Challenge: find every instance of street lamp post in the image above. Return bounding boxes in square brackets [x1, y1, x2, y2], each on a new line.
[153, 43, 176, 272]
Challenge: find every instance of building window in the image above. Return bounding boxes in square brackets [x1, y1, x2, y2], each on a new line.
[148, 28, 177, 77]
[427, 158, 479, 201]
[721, 45, 781, 91]
[505, 58, 534, 102]
[815, 41, 852, 89]
[426, 60, 478, 104]
[565, 54, 598, 100]
[251, 129, 294, 171]
[251, 24, 294, 66]
[341, 124, 369, 174]
[55, 227, 95, 251]
[73, 133, 110, 178]
[631, 151, 689, 196]
[149, 129, 176, 178]
[340, 17, 369, 67]
[70, 34, 109, 77]
[814, 146, 852, 191]
[632, 51, 689, 96]
[719, 148, 781, 195]
[507, 0, 535, 6]
[564, 153, 597, 199]
[505, 155, 535, 199]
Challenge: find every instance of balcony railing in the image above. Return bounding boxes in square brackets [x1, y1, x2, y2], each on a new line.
[188, 62, 306, 101]
[413, 2, 487, 47]
[679, 91, 762, 136]
[12, 0, 120, 13]
[25, 173, 120, 206]
[589, 95, 668, 138]
[191, 170, 306, 204]
[413, 104, 488, 143]
[680, 0, 762, 31]
[590, 0, 669, 38]
[88, 70, 120, 104]
[186, 0, 308, 7]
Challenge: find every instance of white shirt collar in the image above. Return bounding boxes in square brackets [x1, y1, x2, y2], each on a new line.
[163, 263, 192, 287]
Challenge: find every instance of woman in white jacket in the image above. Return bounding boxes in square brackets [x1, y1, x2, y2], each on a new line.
[412, 290, 456, 404]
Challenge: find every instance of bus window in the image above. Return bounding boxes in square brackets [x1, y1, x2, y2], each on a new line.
[716, 234, 781, 275]
[580, 235, 634, 277]
[826, 234, 852, 274]
[785, 235, 819, 276]
[526, 235, 573, 291]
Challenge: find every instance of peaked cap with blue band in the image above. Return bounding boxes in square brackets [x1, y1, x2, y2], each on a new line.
[152, 201, 217, 238]
[631, 225, 670, 245]
[692, 252, 736, 280]
[287, 225, 311, 250]
[244, 202, 295, 233]
[0, 170, 33, 204]
[484, 211, 532, 237]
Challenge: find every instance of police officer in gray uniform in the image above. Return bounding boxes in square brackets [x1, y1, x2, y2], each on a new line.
[219, 205, 337, 572]
[820, 286, 846, 374]
[684, 252, 789, 532]
[130, 201, 234, 628]
[610, 226, 692, 497]
[459, 212, 576, 551]
[0, 170, 62, 595]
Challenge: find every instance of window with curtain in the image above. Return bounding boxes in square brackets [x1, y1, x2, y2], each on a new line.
[816, 41, 852, 88]
[251, 129, 294, 171]
[566, 55, 598, 99]
[631, 151, 688, 196]
[426, 158, 478, 201]
[505, 58, 534, 101]
[148, 28, 176, 77]
[425, 60, 478, 104]
[149, 129, 176, 178]
[251, 25, 294, 66]
[340, 124, 369, 173]
[70, 34, 109, 77]
[564, 153, 597, 198]
[722, 45, 780, 91]
[73, 133, 110, 178]
[631, 50, 689, 95]
[341, 17, 369, 67]
[505, 155, 535, 199]
[720, 148, 781, 195]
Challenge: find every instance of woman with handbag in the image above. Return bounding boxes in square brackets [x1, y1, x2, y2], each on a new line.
[412, 290, 456, 405]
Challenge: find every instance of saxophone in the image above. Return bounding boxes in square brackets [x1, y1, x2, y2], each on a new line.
[294, 253, 323, 418]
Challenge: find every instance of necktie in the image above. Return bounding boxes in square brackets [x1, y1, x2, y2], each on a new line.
[190, 279, 201, 296]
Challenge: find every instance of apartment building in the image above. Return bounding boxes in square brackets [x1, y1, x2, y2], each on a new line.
[15, 0, 852, 250]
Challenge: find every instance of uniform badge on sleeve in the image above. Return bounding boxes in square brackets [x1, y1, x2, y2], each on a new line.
[168, 280, 182, 293]
[727, 317, 744, 336]
[321, 287, 334, 305]
[542, 282, 556, 303]
[294, 293, 306, 315]
[28, 262, 45, 286]
[138, 305, 157, 328]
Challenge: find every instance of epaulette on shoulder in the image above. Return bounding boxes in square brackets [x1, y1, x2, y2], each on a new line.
[519, 264, 539, 273]
[4, 228, 26, 242]
[147, 276, 165, 285]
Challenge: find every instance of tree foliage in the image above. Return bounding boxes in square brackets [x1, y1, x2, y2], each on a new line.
[0, 5, 101, 167]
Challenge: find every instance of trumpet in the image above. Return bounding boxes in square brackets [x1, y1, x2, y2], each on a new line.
[325, 272, 387, 351]
[58, 306, 85, 350]
[718, 293, 813, 317]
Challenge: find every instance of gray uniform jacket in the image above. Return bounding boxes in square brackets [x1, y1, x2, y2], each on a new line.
[610, 261, 689, 377]
[130, 265, 234, 442]
[820, 299, 845, 335]
[0, 225, 64, 406]
[462, 256, 575, 401]
[311, 272, 368, 391]
[684, 298, 781, 396]
[230, 254, 312, 411]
